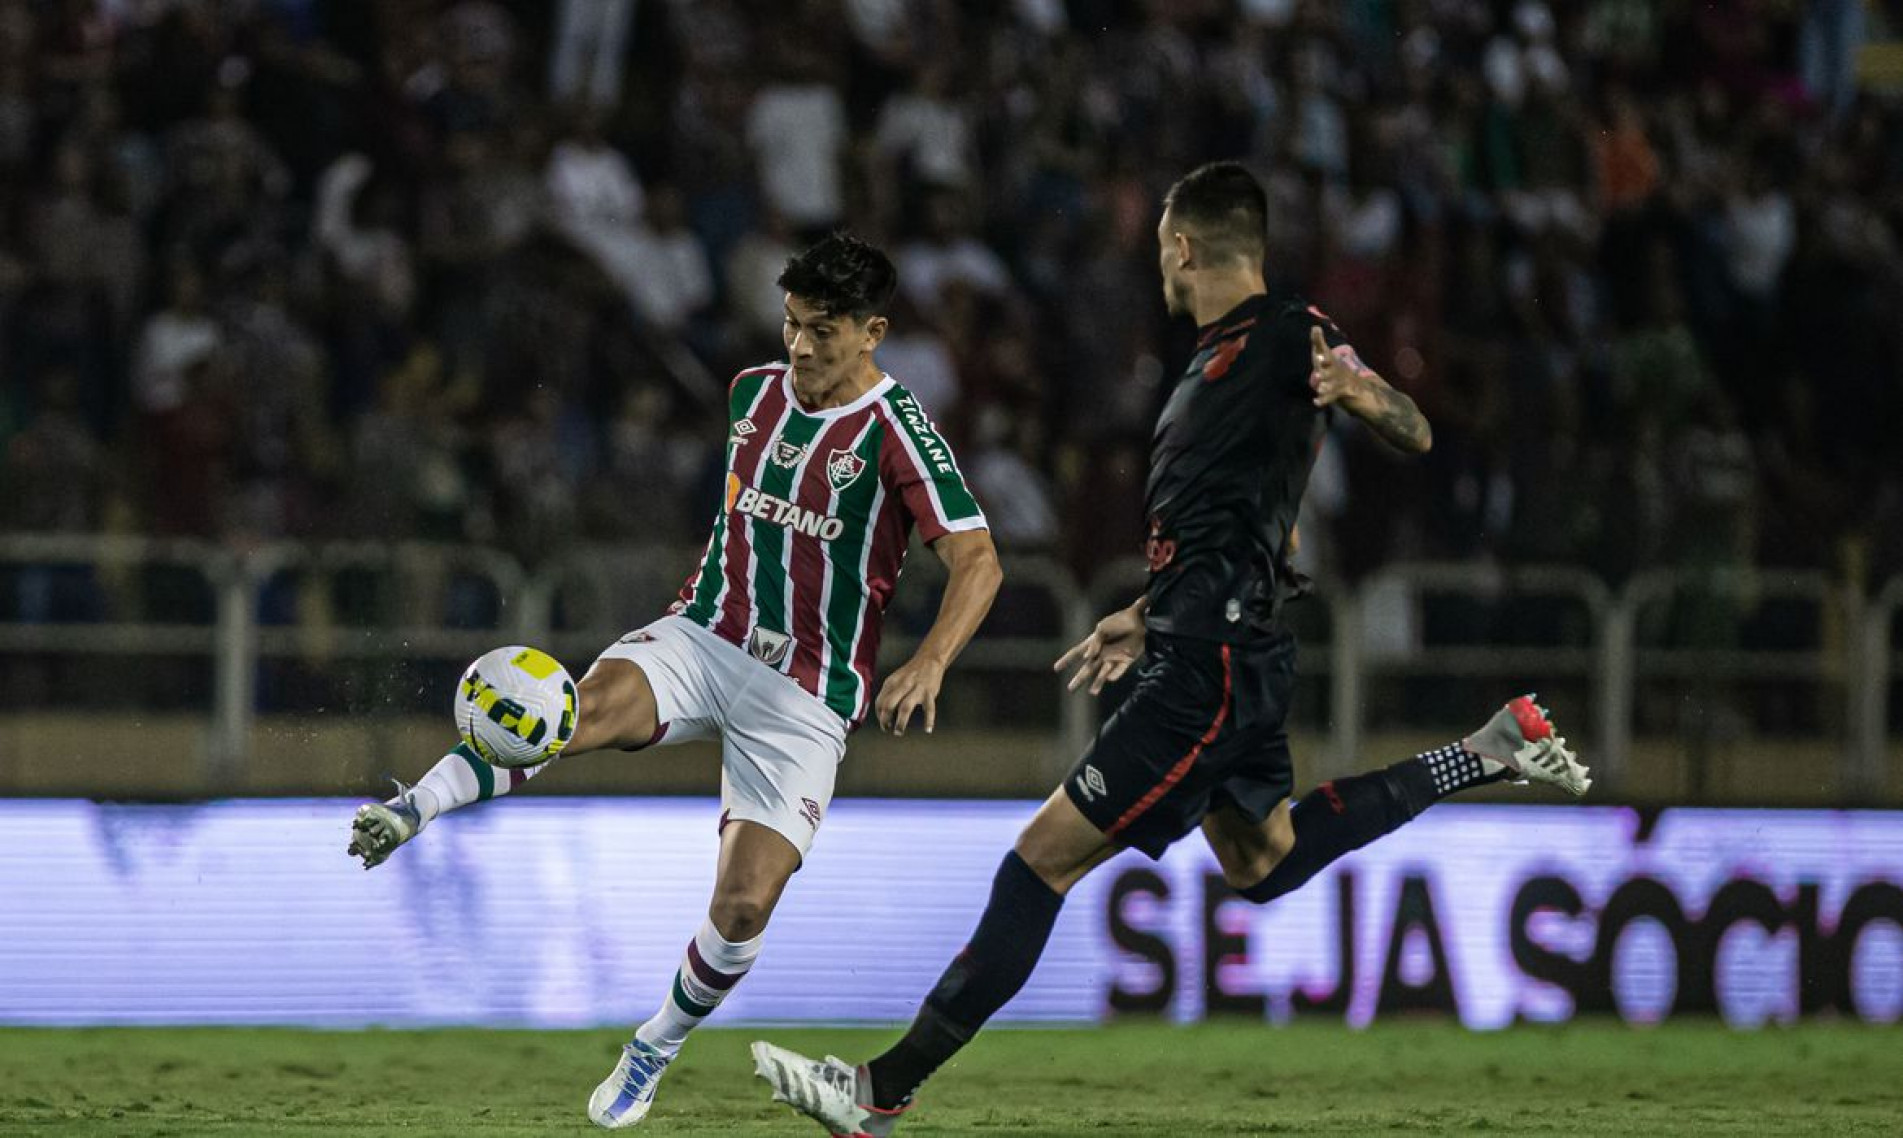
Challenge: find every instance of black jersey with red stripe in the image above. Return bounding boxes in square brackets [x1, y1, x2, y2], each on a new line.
[1141, 292, 1354, 644]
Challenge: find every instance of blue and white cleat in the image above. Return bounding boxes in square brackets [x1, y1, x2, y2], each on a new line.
[588, 1040, 674, 1129]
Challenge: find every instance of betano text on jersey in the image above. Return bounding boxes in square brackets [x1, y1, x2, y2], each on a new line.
[671, 363, 986, 726]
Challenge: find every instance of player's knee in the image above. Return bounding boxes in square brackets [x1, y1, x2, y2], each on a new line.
[1008, 789, 1114, 894]
[1221, 852, 1281, 891]
[708, 890, 774, 942]
[1218, 826, 1294, 891]
[1012, 831, 1090, 894]
[1012, 844, 1066, 890]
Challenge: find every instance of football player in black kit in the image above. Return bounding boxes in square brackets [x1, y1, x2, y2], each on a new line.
[752, 162, 1593, 1137]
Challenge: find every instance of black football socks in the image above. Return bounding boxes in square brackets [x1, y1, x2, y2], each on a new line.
[867, 850, 1063, 1110]
[1240, 743, 1500, 904]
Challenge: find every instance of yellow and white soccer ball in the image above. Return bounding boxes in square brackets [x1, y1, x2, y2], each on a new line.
[456, 646, 578, 769]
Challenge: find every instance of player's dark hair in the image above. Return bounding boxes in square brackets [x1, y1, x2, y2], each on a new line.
[776, 231, 898, 320]
[1163, 161, 1268, 264]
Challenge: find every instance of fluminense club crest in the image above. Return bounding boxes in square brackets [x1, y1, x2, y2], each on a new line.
[826, 447, 867, 491]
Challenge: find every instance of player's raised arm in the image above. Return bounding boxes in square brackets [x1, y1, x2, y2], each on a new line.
[876, 528, 1002, 735]
[1307, 325, 1433, 454]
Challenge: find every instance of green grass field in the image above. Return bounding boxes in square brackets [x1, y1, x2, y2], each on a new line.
[0, 1022, 1896, 1136]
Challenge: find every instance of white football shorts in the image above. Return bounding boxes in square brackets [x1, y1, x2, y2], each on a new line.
[593, 615, 846, 857]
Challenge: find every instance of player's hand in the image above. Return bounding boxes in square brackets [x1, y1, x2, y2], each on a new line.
[1055, 605, 1146, 696]
[1308, 325, 1371, 411]
[876, 654, 947, 735]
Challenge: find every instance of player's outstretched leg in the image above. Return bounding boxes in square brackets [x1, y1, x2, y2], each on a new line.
[347, 648, 662, 870]
[347, 743, 556, 868]
[1237, 694, 1586, 904]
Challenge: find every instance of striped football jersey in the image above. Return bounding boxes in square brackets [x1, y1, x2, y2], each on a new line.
[672, 363, 987, 725]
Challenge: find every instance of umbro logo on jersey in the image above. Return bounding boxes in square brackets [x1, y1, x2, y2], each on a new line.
[825, 447, 867, 491]
[798, 797, 822, 828]
[729, 419, 757, 455]
[771, 440, 810, 468]
[727, 475, 845, 540]
[1077, 764, 1107, 803]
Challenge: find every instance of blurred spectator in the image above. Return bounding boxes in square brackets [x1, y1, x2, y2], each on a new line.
[4, 367, 102, 632]
[418, 124, 544, 385]
[871, 60, 976, 194]
[544, 102, 659, 325]
[549, 0, 636, 109]
[595, 383, 710, 542]
[142, 350, 235, 539]
[725, 209, 798, 355]
[874, 291, 957, 416]
[349, 342, 481, 543]
[1291, 43, 1349, 181]
[132, 260, 221, 416]
[895, 188, 1011, 312]
[489, 386, 582, 559]
[158, 68, 291, 260]
[217, 254, 334, 538]
[418, 0, 520, 138]
[546, 105, 644, 235]
[965, 406, 1058, 550]
[4, 367, 98, 535]
[1722, 155, 1795, 306]
[620, 183, 713, 336]
[1800, 0, 1865, 120]
[316, 154, 417, 320]
[1594, 85, 1661, 214]
[0, 59, 34, 172]
[314, 153, 418, 417]
[745, 51, 847, 234]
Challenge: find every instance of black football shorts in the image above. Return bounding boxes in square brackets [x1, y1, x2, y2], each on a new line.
[1063, 629, 1296, 859]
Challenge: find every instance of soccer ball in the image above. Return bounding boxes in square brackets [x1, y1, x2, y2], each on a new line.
[456, 646, 579, 769]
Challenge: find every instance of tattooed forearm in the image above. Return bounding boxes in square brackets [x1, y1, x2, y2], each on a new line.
[1352, 378, 1433, 454]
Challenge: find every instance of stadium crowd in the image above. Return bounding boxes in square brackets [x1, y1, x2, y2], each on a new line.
[2, 0, 1900, 603]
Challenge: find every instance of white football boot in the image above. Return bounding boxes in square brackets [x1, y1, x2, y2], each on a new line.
[751, 1041, 905, 1137]
[347, 780, 427, 869]
[1465, 694, 1591, 796]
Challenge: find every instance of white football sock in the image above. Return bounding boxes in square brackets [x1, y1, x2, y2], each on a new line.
[634, 919, 764, 1056]
[409, 743, 552, 824]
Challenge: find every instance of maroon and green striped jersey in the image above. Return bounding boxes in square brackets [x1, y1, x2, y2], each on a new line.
[671, 363, 987, 726]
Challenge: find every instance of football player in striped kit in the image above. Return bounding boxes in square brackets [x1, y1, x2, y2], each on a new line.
[348, 233, 1001, 1129]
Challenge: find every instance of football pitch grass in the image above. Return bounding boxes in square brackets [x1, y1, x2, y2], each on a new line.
[1, 1021, 1896, 1136]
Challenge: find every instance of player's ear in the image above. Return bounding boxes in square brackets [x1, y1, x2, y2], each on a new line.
[861, 314, 889, 352]
[1173, 230, 1195, 270]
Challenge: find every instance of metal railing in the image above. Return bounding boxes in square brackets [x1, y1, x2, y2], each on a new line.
[1, 535, 1896, 799]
